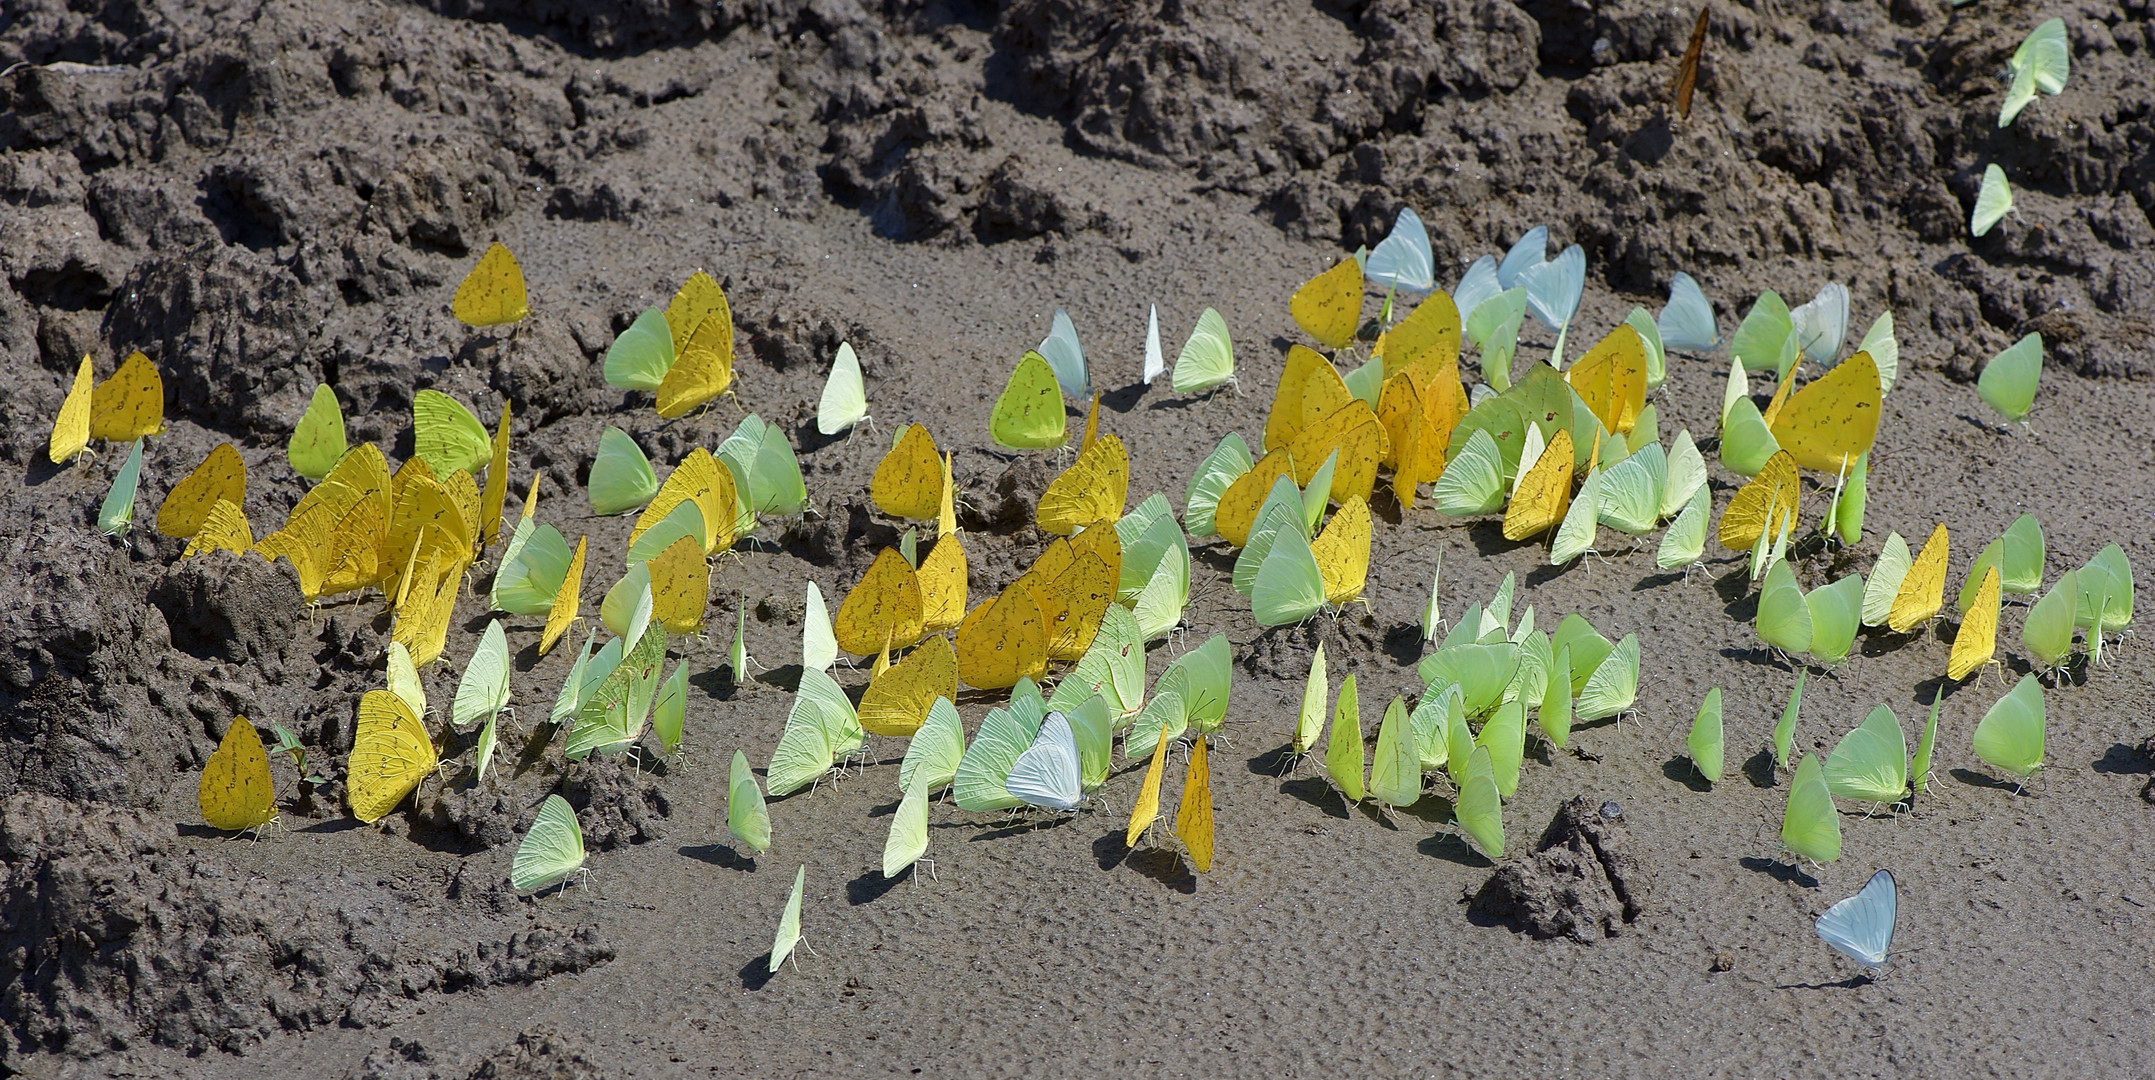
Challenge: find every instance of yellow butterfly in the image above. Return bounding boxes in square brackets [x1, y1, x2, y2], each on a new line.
[199, 716, 278, 832]
[1212, 449, 1297, 549]
[259, 447, 391, 599]
[1290, 258, 1364, 350]
[1019, 527, 1121, 662]
[1567, 325, 1649, 435]
[48, 355, 92, 464]
[1037, 434, 1129, 535]
[1312, 496, 1372, 605]
[392, 547, 463, 665]
[1125, 721, 1173, 848]
[663, 270, 731, 356]
[1503, 428, 1576, 541]
[1767, 351, 1882, 474]
[452, 242, 530, 327]
[1288, 400, 1390, 504]
[1889, 523, 1950, 632]
[182, 499, 253, 558]
[917, 533, 968, 633]
[657, 315, 734, 418]
[539, 535, 588, 655]
[859, 634, 958, 736]
[347, 689, 438, 822]
[89, 351, 165, 441]
[1717, 450, 1801, 551]
[872, 424, 943, 521]
[1373, 292, 1462, 383]
[834, 548, 926, 656]
[480, 402, 511, 547]
[157, 443, 247, 539]
[1949, 564, 2000, 680]
[649, 534, 709, 634]
[1264, 346, 1353, 452]
[632, 448, 738, 555]
[1080, 393, 1102, 452]
[937, 452, 957, 538]
[955, 582, 1049, 689]
[384, 467, 473, 607]
[1175, 734, 1215, 872]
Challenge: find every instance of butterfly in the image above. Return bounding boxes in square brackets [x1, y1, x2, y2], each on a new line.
[870, 424, 944, 521]
[1658, 272, 1719, 353]
[1114, 496, 1191, 642]
[1568, 325, 1650, 436]
[199, 717, 279, 832]
[717, 414, 809, 520]
[1788, 281, 1850, 366]
[1184, 431, 1254, 538]
[816, 342, 869, 436]
[647, 535, 709, 635]
[833, 548, 926, 658]
[1977, 332, 2042, 422]
[1364, 207, 1435, 294]
[1124, 718, 1175, 848]
[1911, 691, 1942, 797]
[1688, 687, 1724, 784]
[1780, 752, 1841, 863]
[1879, 523, 1949, 632]
[1503, 427, 1576, 541]
[408, 389, 490, 477]
[511, 795, 587, 893]
[604, 307, 676, 392]
[1006, 712, 1085, 812]
[1359, 696, 1417, 809]
[898, 696, 966, 796]
[990, 352, 1069, 449]
[538, 536, 588, 656]
[89, 350, 165, 442]
[1521, 245, 1587, 363]
[1949, 565, 2002, 681]
[282, 383, 348, 482]
[1143, 304, 1165, 385]
[1716, 450, 1799, 552]
[1455, 746, 1505, 858]
[2022, 568, 2080, 670]
[765, 668, 863, 796]
[1973, 673, 2046, 778]
[769, 865, 808, 973]
[97, 439, 144, 536]
[1999, 18, 2069, 128]
[727, 749, 772, 852]
[478, 402, 512, 547]
[588, 427, 658, 516]
[1036, 307, 1089, 400]
[954, 581, 1049, 690]
[1766, 351, 1881, 473]
[452, 242, 530, 327]
[1038, 433, 1128, 535]
[1773, 670, 1806, 772]
[158, 443, 247, 539]
[1824, 704, 1909, 805]
[883, 774, 933, 879]
[1816, 869, 1897, 973]
[859, 635, 958, 737]
[1971, 164, 2014, 238]
[1671, 4, 1709, 119]
[1171, 308, 1237, 394]
[952, 691, 1048, 811]
[1291, 258, 1365, 351]
[47, 356, 93, 464]
[1174, 734, 1215, 871]
[348, 689, 438, 823]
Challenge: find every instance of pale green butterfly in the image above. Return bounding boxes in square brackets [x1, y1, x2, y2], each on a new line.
[1506, 423, 1545, 503]
[1343, 356, 1386, 411]
[566, 609, 665, 761]
[1857, 311, 1899, 394]
[1627, 401, 1661, 453]
[589, 426, 658, 516]
[1442, 603, 1486, 649]
[1820, 451, 1867, 546]
[1957, 521, 2032, 612]
[1976, 332, 2041, 422]
[801, 581, 837, 672]
[388, 640, 426, 718]
[1774, 670, 1806, 772]
[815, 341, 868, 436]
[1420, 551, 1444, 643]
[452, 620, 511, 732]
[627, 500, 705, 565]
[1114, 494, 1179, 599]
[1720, 356, 1749, 424]
[1729, 290, 1791, 377]
[1124, 689, 1187, 764]
[288, 384, 346, 481]
[1294, 643, 1328, 757]
[898, 697, 966, 794]
[1598, 441, 1665, 535]
[728, 749, 772, 852]
[1575, 633, 1639, 722]
[1368, 697, 1420, 809]
[1549, 613, 1612, 695]
[1467, 290, 1528, 392]
[1550, 468, 1602, 565]
[1720, 396, 1781, 478]
[1456, 746, 1505, 859]
[1324, 674, 1365, 802]
[1252, 528, 1326, 627]
[411, 389, 491, 476]
[1048, 606, 1147, 720]
[2074, 543, 2133, 634]
[1624, 306, 1667, 391]
[1688, 687, 1724, 784]
[1910, 689, 1942, 797]
[1124, 515, 1190, 642]
[473, 713, 499, 783]
[766, 668, 862, 796]
[1171, 307, 1236, 394]
[97, 439, 143, 536]
[1155, 633, 1231, 734]
[2021, 568, 2078, 670]
[493, 521, 573, 615]
[549, 631, 596, 725]
[1410, 682, 1460, 770]
[883, 774, 932, 879]
[1497, 226, 1549, 290]
[653, 661, 689, 755]
[1998, 18, 2069, 128]
[1824, 704, 1909, 805]
[1780, 753, 1841, 864]
[1442, 688, 1476, 789]
[1433, 427, 1506, 516]
[1998, 513, 2045, 594]
[603, 307, 675, 391]
[1478, 698, 1526, 799]
[720, 414, 809, 518]
[1183, 432, 1252, 538]
[1300, 449, 1339, 531]
[511, 794, 587, 892]
[952, 699, 1045, 812]
[1418, 642, 1521, 717]
[1656, 486, 1710, 570]
[1486, 571, 1516, 636]
[600, 563, 652, 638]
[1756, 560, 1814, 657]
[1971, 164, 2013, 238]
[1067, 694, 1114, 791]
[1539, 645, 1574, 748]
[731, 591, 750, 685]
[1973, 673, 2046, 778]
[1232, 475, 1311, 597]
[1503, 625, 1550, 710]
[1806, 574, 1864, 665]
[769, 865, 806, 972]
[1861, 531, 1914, 627]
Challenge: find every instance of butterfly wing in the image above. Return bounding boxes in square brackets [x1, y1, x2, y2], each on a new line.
[1815, 870, 1897, 968]
[815, 342, 869, 435]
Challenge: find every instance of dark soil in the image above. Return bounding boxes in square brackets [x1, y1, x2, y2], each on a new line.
[2, 0, 2153, 1075]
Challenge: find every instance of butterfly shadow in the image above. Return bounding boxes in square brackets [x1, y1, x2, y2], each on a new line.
[1417, 830, 1492, 869]
[1099, 381, 1150, 414]
[1718, 646, 1795, 673]
[738, 955, 779, 991]
[296, 817, 368, 835]
[1742, 748, 1779, 789]
[1662, 755, 1713, 793]
[687, 665, 742, 702]
[1278, 776, 1353, 819]
[2091, 742, 2153, 776]
[1631, 571, 1687, 592]
[1247, 744, 1299, 777]
[678, 843, 757, 872]
[1739, 856, 1818, 888]
[1465, 521, 1529, 558]
[1121, 847, 1198, 894]
[1775, 973, 1877, 991]
[846, 866, 912, 905]
[966, 813, 1077, 843]
[1950, 768, 2028, 795]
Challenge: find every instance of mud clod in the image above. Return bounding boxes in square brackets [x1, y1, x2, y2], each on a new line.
[1472, 795, 1652, 942]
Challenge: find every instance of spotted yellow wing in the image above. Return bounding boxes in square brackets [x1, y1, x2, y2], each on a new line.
[539, 535, 587, 655]
[157, 443, 247, 539]
[453, 242, 529, 327]
[384, 469, 473, 605]
[48, 355, 92, 464]
[1566, 325, 1649, 435]
[1717, 450, 1800, 551]
[1288, 400, 1389, 504]
[89, 351, 165, 441]
[1037, 434, 1129, 535]
[1264, 345, 1349, 452]
[657, 326, 733, 418]
[1175, 735, 1215, 872]
[1889, 523, 1950, 632]
[917, 533, 968, 633]
[392, 548, 463, 666]
[1374, 291, 1462, 383]
[633, 448, 738, 555]
[1311, 496, 1371, 605]
[1125, 721, 1173, 848]
[481, 402, 511, 547]
[1948, 564, 2000, 680]
[1503, 428, 1575, 541]
[1213, 449, 1297, 549]
[182, 499, 253, 558]
[664, 270, 731, 357]
[1020, 530, 1120, 662]
[833, 548, 925, 656]
[1290, 258, 1365, 350]
[199, 716, 278, 831]
[872, 424, 943, 521]
[649, 534, 709, 634]
[954, 583, 1049, 689]
[1768, 350, 1882, 474]
[347, 689, 438, 822]
[859, 634, 959, 736]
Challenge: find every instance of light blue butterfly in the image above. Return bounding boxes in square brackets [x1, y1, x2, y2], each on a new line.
[1496, 226, 1550, 289]
[1039, 308, 1089, 399]
[1815, 869, 1896, 974]
[1364, 207, 1434, 293]
[1658, 272, 1719, 353]
[1005, 712, 1083, 811]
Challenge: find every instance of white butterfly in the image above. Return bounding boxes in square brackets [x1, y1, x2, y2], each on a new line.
[1815, 869, 1897, 972]
[1142, 304, 1164, 385]
[1006, 713, 1083, 811]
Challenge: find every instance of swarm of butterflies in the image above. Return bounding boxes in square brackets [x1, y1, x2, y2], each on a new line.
[48, 63, 2127, 970]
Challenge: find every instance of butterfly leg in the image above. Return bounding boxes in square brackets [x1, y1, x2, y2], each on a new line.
[911, 857, 939, 884]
